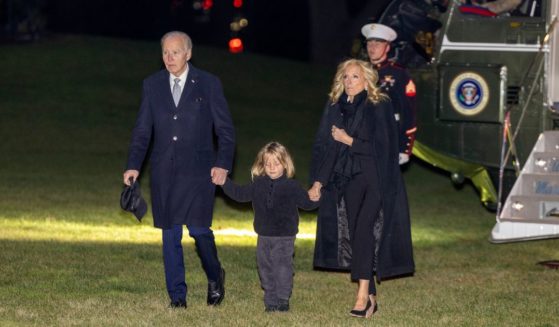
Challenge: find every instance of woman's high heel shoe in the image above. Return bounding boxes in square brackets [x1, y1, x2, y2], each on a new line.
[349, 298, 378, 318]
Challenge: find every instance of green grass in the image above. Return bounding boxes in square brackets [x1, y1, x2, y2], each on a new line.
[1, 35, 558, 326]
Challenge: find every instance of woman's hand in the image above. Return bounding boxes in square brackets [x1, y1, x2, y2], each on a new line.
[331, 125, 353, 146]
[308, 181, 322, 202]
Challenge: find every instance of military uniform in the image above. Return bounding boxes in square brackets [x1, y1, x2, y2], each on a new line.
[361, 22, 417, 162]
[375, 60, 417, 157]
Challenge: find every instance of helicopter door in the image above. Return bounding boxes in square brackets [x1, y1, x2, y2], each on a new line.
[438, 64, 505, 123]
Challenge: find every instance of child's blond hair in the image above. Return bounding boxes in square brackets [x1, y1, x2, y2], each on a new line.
[251, 141, 295, 179]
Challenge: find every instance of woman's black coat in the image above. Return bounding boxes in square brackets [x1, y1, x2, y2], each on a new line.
[309, 97, 414, 281]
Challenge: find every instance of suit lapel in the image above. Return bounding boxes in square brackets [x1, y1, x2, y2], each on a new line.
[158, 64, 199, 110]
[178, 64, 198, 109]
[157, 71, 176, 110]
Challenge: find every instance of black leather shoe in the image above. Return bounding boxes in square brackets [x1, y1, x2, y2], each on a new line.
[207, 268, 225, 306]
[349, 299, 377, 318]
[169, 299, 187, 309]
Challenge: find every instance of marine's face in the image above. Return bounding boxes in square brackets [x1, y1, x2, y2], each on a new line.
[264, 154, 285, 180]
[366, 39, 390, 64]
[343, 65, 366, 97]
[162, 36, 191, 77]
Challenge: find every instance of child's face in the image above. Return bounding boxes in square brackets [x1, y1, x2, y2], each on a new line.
[264, 154, 285, 180]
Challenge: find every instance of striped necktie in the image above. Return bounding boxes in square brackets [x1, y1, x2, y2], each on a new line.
[172, 78, 181, 106]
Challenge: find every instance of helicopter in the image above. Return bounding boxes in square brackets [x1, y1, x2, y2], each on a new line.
[375, 0, 559, 242]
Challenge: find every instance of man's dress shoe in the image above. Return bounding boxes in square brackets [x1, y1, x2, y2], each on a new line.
[169, 299, 187, 309]
[207, 268, 225, 306]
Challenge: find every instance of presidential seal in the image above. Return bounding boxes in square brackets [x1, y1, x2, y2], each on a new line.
[449, 72, 489, 116]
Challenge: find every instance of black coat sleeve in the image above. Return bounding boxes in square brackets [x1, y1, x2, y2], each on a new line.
[374, 100, 400, 196]
[221, 178, 254, 203]
[309, 102, 338, 186]
[126, 80, 153, 171]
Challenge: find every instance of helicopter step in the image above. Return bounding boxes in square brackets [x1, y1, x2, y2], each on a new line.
[491, 131, 559, 243]
[530, 152, 559, 174]
[500, 195, 559, 222]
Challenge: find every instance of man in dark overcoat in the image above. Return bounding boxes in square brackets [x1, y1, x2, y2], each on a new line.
[123, 31, 235, 309]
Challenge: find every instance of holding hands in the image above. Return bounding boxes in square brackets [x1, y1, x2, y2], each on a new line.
[308, 181, 322, 202]
[211, 167, 228, 185]
[331, 125, 353, 146]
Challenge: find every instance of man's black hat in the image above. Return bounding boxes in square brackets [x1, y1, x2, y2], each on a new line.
[120, 179, 147, 222]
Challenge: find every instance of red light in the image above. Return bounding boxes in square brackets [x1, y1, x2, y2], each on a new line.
[202, 0, 213, 10]
[233, 0, 243, 8]
[405, 80, 416, 97]
[229, 38, 243, 53]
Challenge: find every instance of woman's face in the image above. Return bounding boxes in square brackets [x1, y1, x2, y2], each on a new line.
[343, 65, 367, 97]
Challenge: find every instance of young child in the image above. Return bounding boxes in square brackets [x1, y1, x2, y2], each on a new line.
[219, 141, 318, 312]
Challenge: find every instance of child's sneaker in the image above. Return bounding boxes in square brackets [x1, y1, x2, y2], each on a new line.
[277, 299, 289, 312]
[265, 304, 278, 312]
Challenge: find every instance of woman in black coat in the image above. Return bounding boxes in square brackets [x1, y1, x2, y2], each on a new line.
[308, 59, 414, 318]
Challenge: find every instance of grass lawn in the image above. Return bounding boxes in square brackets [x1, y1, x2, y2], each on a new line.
[0, 35, 558, 326]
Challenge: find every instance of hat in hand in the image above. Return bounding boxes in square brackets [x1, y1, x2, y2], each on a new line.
[120, 178, 147, 222]
[361, 23, 397, 42]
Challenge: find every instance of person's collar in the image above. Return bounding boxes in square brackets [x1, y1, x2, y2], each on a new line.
[373, 59, 389, 69]
[341, 90, 367, 105]
[169, 63, 189, 84]
[266, 174, 286, 182]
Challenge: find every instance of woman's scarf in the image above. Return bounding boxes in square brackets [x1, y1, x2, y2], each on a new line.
[330, 90, 368, 195]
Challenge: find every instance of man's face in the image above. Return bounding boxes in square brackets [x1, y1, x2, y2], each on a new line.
[162, 36, 191, 77]
[366, 39, 390, 64]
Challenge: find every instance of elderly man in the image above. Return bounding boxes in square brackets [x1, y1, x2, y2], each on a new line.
[361, 23, 417, 165]
[123, 31, 235, 309]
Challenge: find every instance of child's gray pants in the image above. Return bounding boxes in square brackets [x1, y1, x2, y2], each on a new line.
[256, 235, 296, 307]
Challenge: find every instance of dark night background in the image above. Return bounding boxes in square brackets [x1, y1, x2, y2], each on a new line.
[0, 0, 393, 63]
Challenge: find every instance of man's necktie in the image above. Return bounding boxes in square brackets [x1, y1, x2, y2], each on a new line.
[172, 78, 181, 106]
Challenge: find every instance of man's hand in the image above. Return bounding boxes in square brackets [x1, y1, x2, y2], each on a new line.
[331, 125, 353, 146]
[398, 153, 410, 165]
[123, 170, 140, 185]
[211, 167, 228, 185]
[308, 181, 322, 202]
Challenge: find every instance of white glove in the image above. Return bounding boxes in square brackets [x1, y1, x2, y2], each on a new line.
[398, 153, 410, 165]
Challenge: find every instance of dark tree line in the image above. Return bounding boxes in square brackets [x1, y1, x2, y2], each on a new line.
[1, 0, 392, 64]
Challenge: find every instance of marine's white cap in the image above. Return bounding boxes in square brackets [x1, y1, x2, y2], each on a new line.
[361, 23, 397, 42]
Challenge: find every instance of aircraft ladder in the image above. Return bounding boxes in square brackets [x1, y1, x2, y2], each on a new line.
[491, 131, 559, 242]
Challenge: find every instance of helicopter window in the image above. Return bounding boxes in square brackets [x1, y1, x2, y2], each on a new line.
[458, 0, 541, 17]
[510, 0, 541, 17]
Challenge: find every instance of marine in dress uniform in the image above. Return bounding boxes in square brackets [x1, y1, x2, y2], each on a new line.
[361, 23, 417, 165]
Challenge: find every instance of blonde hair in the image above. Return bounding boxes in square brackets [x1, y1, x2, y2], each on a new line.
[251, 142, 295, 179]
[328, 59, 387, 104]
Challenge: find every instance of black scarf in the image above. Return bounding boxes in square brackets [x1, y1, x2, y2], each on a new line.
[330, 90, 368, 195]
